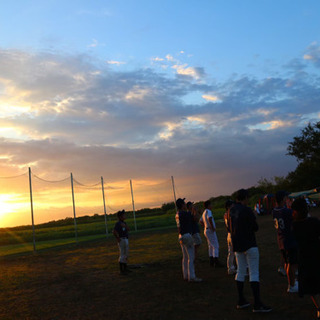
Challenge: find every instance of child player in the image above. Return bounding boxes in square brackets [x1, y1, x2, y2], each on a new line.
[113, 210, 130, 275]
[272, 191, 298, 293]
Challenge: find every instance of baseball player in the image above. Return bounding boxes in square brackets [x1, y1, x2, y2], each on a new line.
[175, 198, 202, 282]
[200, 200, 222, 267]
[224, 199, 237, 274]
[272, 190, 298, 293]
[229, 189, 271, 312]
[113, 210, 130, 275]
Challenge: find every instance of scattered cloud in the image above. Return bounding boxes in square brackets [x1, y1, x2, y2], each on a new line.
[0, 46, 319, 200]
[106, 60, 126, 65]
[202, 94, 220, 102]
[303, 42, 320, 67]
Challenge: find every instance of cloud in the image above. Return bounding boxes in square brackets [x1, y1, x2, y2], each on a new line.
[172, 65, 206, 80]
[0, 47, 319, 201]
[202, 94, 220, 102]
[106, 60, 126, 65]
[303, 42, 320, 67]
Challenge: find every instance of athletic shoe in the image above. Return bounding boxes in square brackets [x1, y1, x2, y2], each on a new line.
[278, 266, 286, 276]
[252, 304, 272, 313]
[236, 301, 250, 309]
[189, 277, 203, 282]
[287, 282, 298, 293]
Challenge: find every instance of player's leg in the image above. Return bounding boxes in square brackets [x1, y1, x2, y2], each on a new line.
[180, 242, 188, 280]
[187, 245, 196, 281]
[247, 247, 272, 312]
[286, 248, 298, 292]
[205, 229, 214, 265]
[235, 251, 250, 308]
[212, 233, 223, 267]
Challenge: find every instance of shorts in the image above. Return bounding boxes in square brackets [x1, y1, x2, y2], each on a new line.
[193, 233, 202, 246]
[281, 247, 298, 265]
[179, 233, 194, 248]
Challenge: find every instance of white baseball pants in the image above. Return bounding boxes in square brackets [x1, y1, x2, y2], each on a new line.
[235, 247, 259, 282]
[118, 238, 129, 263]
[180, 242, 196, 281]
[204, 229, 219, 258]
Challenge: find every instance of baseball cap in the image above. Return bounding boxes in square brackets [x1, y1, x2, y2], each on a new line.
[176, 198, 186, 208]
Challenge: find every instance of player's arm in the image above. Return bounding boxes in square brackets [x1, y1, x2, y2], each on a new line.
[113, 229, 121, 242]
[209, 217, 215, 232]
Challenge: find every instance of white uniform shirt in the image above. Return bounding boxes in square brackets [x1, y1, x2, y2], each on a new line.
[201, 209, 216, 230]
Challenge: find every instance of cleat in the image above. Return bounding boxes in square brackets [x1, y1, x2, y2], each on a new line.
[253, 304, 272, 313]
[237, 301, 250, 309]
[189, 277, 203, 282]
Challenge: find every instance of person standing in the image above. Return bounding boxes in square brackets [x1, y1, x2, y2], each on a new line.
[272, 190, 298, 293]
[229, 189, 272, 312]
[224, 199, 236, 275]
[113, 210, 130, 275]
[175, 198, 202, 282]
[201, 200, 222, 267]
[292, 198, 320, 319]
[187, 202, 202, 260]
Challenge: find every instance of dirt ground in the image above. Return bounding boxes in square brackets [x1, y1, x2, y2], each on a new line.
[0, 208, 319, 320]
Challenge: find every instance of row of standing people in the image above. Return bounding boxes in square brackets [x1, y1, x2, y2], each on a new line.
[175, 191, 271, 312]
[176, 189, 320, 317]
[272, 191, 320, 319]
[111, 190, 320, 318]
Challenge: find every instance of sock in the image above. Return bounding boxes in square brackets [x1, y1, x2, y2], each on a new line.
[236, 281, 245, 302]
[250, 281, 261, 307]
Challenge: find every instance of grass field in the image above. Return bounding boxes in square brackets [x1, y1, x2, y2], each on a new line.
[0, 209, 225, 256]
[0, 208, 319, 320]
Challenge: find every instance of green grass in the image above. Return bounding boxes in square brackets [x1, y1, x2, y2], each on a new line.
[1, 210, 320, 320]
[0, 209, 226, 256]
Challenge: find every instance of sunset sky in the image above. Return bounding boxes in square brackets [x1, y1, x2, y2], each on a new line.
[0, 0, 320, 227]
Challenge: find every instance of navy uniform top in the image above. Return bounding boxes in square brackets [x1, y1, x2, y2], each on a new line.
[229, 202, 258, 252]
[175, 210, 193, 235]
[114, 221, 129, 238]
[272, 206, 296, 250]
[188, 210, 200, 234]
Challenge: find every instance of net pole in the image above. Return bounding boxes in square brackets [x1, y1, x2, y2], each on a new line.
[171, 176, 178, 213]
[28, 167, 36, 252]
[130, 179, 137, 231]
[101, 176, 108, 236]
[70, 173, 78, 243]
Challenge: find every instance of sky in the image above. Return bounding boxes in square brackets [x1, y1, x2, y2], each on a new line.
[0, 0, 320, 227]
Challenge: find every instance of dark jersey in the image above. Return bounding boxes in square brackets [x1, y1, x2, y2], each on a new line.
[272, 207, 296, 250]
[189, 211, 200, 234]
[229, 202, 258, 252]
[114, 221, 129, 238]
[293, 217, 320, 295]
[176, 210, 193, 235]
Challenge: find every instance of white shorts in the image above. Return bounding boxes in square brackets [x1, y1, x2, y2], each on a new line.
[193, 233, 202, 246]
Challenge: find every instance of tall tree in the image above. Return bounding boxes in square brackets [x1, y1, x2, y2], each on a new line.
[287, 121, 320, 162]
[286, 121, 320, 190]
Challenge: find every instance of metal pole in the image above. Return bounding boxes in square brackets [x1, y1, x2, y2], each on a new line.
[130, 179, 137, 231]
[171, 176, 177, 213]
[28, 167, 36, 252]
[101, 176, 108, 236]
[70, 173, 78, 243]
